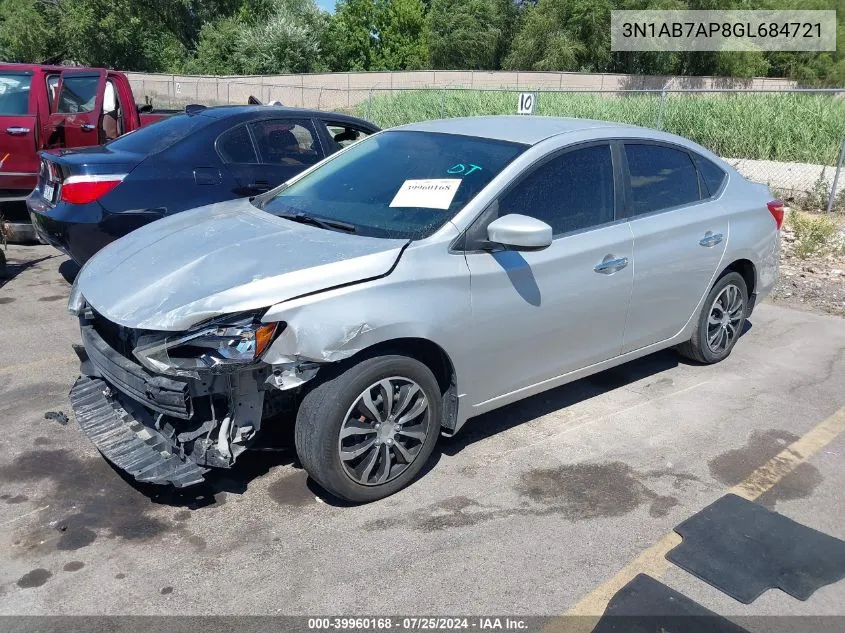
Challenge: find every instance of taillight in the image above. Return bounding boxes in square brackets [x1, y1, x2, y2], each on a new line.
[60, 175, 125, 205]
[767, 200, 785, 230]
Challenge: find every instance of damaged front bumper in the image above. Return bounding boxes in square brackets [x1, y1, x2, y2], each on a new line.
[70, 313, 317, 487]
[69, 375, 208, 487]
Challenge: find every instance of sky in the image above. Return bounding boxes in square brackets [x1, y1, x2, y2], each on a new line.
[316, 0, 336, 12]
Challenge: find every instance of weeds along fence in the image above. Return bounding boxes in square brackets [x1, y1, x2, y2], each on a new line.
[135, 77, 845, 211]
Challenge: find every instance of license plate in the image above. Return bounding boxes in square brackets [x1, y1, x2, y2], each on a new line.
[43, 183, 54, 201]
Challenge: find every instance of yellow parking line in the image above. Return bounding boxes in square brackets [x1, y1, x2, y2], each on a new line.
[558, 406, 845, 624]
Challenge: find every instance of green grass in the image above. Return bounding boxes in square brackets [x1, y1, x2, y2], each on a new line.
[355, 90, 845, 165]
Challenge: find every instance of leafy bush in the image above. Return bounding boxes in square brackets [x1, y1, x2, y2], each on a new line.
[788, 210, 842, 259]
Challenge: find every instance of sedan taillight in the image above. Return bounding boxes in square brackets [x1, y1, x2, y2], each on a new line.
[60, 175, 125, 205]
[766, 200, 785, 230]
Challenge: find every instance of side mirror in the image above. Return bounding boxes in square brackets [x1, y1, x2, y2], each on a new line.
[137, 103, 153, 114]
[486, 214, 553, 251]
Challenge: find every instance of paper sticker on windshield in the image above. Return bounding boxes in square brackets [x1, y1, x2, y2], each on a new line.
[389, 179, 461, 210]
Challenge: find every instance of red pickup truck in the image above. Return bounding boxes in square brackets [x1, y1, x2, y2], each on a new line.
[1, 63, 172, 241]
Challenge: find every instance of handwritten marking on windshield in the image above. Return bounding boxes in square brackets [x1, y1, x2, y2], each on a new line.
[447, 163, 482, 176]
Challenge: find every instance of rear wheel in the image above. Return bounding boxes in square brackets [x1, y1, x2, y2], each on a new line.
[677, 271, 748, 364]
[295, 354, 441, 502]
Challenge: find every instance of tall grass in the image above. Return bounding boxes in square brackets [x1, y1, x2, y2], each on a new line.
[356, 90, 845, 165]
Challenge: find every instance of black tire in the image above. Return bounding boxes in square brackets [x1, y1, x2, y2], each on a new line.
[294, 354, 441, 503]
[677, 271, 748, 364]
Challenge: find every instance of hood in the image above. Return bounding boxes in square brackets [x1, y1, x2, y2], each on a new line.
[78, 198, 408, 331]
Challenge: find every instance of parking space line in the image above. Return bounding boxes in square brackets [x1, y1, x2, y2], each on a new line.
[559, 406, 845, 621]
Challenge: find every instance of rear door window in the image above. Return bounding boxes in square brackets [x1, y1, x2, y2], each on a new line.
[692, 154, 728, 197]
[321, 121, 372, 151]
[249, 119, 322, 167]
[0, 72, 32, 115]
[217, 124, 258, 163]
[498, 143, 616, 236]
[624, 144, 701, 215]
[57, 75, 100, 113]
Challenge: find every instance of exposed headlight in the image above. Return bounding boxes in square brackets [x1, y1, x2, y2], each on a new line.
[133, 314, 280, 378]
[67, 274, 85, 316]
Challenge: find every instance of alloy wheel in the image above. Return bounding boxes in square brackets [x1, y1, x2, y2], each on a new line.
[706, 283, 745, 354]
[338, 377, 431, 486]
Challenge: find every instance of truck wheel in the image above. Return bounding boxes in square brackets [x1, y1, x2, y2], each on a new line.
[677, 271, 748, 364]
[295, 354, 441, 503]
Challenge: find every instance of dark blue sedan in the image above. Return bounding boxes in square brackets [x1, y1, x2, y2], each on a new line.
[27, 105, 379, 265]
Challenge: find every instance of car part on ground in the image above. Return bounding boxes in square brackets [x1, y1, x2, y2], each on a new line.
[67, 116, 780, 502]
[26, 105, 379, 264]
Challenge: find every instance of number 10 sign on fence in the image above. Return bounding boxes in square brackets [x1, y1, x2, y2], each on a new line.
[517, 93, 535, 115]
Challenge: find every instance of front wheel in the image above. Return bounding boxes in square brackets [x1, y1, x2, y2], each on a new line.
[677, 271, 748, 364]
[294, 354, 441, 502]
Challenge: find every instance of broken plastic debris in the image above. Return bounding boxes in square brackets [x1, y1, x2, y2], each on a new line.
[44, 411, 69, 425]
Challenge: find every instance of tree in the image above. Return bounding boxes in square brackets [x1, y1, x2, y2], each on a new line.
[324, 0, 427, 71]
[428, 0, 516, 69]
[324, 0, 379, 71]
[374, 0, 428, 70]
[0, 0, 58, 63]
[504, 0, 614, 71]
[185, 0, 329, 74]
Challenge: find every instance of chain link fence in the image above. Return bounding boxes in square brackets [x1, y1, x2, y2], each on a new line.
[134, 76, 845, 211]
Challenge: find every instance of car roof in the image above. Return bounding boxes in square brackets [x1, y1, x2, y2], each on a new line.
[197, 105, 378, 129]
[0, 63, 105, 73]
[395, 116, 640, 145]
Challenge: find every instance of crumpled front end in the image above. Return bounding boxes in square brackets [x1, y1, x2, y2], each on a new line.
[69, 305, 296, 487]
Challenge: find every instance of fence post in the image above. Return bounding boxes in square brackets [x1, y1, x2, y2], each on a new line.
[317, 87, 323, 111]
[827, 138, 845, 213]
[656, 79, 670, 130]
[366, 88, 374, 121]
[439, 88, 446, 118]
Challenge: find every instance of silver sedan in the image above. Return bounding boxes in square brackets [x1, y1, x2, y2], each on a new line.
[68, 116, 781, 502]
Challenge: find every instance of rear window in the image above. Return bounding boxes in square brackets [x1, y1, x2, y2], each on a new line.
[0, 72, 32, 115]
[106, 114, 213, 155]
[57, 75, 99, 113]
[693, 154, 728, 197]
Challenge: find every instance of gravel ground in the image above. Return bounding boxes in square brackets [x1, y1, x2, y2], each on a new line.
[770, 215, 845, 317]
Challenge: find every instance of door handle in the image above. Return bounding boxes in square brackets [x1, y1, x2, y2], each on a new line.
[594, 256, 629, 274]
[80, 123, 96, 132]
[699, 231, 724, 247]
[6, 127, 30, 135]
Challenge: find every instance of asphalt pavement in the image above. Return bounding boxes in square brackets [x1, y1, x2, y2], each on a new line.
[1, 244, 844, 626]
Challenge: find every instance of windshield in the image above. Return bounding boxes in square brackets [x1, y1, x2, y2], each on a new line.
[106, 113, 213, 155]
[0, 72, 32, 115]
[261, 130, 526, 239]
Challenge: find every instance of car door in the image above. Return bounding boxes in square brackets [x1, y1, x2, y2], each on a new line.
[621, 142, 729, 353]
[47, 69, 106, 149]
[0, 70, 38, 190]
[463, 142, 634, 405]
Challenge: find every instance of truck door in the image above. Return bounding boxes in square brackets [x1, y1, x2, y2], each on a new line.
[47, 69, 106, 149]
[0, 70, 39, 191]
